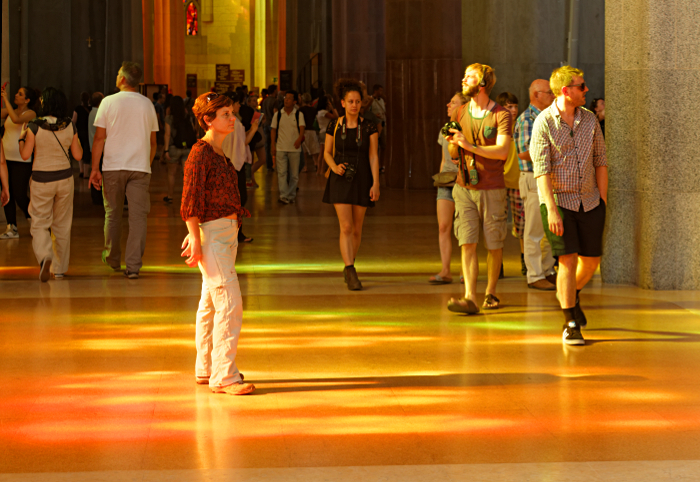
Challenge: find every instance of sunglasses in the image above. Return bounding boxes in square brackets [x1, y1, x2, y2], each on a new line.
[567, 83, 586, 91]
[206, 92, 219, 102]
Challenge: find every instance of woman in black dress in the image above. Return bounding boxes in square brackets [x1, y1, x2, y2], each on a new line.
[322, 79, 380, 290]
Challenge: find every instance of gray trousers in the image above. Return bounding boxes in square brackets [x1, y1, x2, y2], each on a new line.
[102, 170, 151, 272]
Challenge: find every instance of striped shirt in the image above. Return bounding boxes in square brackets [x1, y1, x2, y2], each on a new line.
[531, 103, 606, 212]
[513, 103, 541, 172]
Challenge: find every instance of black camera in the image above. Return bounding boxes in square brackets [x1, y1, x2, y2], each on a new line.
[343, 163, 356, 182]
[441, 120, 462, 138]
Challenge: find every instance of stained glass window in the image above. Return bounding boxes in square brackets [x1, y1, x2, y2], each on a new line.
[185, 1, 198, 36]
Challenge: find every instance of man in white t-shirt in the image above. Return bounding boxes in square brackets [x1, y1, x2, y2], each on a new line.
[270, 90, 305, 204]
[90, 61, 159, 279]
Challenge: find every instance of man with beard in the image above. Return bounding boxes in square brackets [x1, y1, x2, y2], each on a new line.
[531, 66, 607, 346]
[445, 63, 512, 314]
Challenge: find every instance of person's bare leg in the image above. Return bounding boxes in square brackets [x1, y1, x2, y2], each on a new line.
[460, 243, 478, 302]
[576, 255, 600, 290]
[557, 253, 578, 309]
[351, 204, 367, 261]
[166, 163, 178, 199]
[334, 204, 355, 266]
[436, 199, 455, 278]
[250, 147, 266, 186]
[486, 248, 502, 297]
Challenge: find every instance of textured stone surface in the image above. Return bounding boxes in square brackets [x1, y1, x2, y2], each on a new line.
[604, 0, 700, 289]
[461, 0, 605, 113]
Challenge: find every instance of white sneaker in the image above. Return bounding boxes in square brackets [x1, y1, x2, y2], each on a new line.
[0, 225, 19, 239]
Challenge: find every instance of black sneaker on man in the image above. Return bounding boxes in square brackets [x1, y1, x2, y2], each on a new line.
[124, 271, 139, 279]
[562, 321, 585, 345]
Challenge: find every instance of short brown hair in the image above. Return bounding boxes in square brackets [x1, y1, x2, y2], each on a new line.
[192, 93, 233, 131]
[550, 65, 584, 97]
[466, 63, 497, 95]
[119, 61, 143, 88]
[496, 92, 518, 107]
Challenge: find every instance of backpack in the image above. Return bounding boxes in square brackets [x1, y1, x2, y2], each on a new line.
[274, 109, 302, 143]
[172, 117, 197, 148]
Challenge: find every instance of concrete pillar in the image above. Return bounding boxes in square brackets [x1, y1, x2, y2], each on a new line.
[602, 1, 700, 290]
[331, 0, 385, 87]
[384, 0, 462, 189]
[152, 0, 186, 95]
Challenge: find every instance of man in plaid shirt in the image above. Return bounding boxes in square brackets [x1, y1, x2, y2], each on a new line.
[514, 79, 558, 291]
[530, 66, 608, 346]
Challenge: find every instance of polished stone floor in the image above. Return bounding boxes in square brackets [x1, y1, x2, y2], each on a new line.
[1, 162, 700, 482]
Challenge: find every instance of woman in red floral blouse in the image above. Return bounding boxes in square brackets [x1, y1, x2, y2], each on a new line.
[180, 92, 254, 396]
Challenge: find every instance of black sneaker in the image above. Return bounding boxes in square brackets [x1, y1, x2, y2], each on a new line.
[562, 321, 585, 345]
[278, 198, 289, 204]
[574, 298, 587, 327]
[124, 271, 139, 279]
[520, 255, 527, 276]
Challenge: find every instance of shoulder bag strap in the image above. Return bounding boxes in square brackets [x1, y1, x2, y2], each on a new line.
[51, 129, 72, 163]
[332, 116, 343, 158]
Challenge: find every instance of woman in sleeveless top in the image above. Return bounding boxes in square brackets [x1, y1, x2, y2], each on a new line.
[19, 87, 82, 281]
[322, 79, 380, 291]
[1, 85, 38, 239]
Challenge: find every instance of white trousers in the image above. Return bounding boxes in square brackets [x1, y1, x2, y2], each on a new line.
[195, 218, 244, 389]
[519, 171, 556, 283]
[29, 178, 74, 274]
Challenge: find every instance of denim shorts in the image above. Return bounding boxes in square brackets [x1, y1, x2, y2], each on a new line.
[436, 186, 455, 202]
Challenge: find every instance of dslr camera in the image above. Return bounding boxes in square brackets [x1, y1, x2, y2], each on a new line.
[343, 163, 357, 182]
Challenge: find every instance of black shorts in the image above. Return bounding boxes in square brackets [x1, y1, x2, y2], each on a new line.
[540, 200, 606, 257]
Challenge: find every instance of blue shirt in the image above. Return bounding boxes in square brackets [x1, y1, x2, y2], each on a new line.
[513, 103, 541, 172]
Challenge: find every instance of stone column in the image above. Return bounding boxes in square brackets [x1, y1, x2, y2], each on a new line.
[384, 0, 462, 189]
[603, 1, 700, 289]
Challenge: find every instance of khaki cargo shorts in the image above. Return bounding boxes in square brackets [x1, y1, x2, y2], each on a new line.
[453, 185, 508, 249]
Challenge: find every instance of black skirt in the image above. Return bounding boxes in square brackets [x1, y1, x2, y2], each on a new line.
[322, 121, 376, 207]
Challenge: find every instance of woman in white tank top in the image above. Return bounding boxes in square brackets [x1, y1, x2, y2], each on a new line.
[1, 85, 38, 238]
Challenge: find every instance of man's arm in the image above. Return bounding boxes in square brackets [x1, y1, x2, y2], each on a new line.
[596, 166, 608, 204]
[518, 151, 532, 162]
[150, 131, 157, 164]
[537, 174, 563, 236]
[449, 132, 511, 160]
[294, 126, 305, 150]
[90, 127, 107, 190]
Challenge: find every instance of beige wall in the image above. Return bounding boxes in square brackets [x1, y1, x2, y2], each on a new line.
[185, 0, 253, 93]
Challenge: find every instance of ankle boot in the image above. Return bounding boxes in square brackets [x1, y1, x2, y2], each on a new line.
[345, 266, 363, 291]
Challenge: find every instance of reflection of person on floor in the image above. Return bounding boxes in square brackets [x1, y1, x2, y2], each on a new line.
[446, 63, 512, 314]
[322, 79, 380, 291]
[20, 87, 83, 281]
[430, 92, 468, 286]
[180, 92, 255, 396]
[531, 66, 607, 346]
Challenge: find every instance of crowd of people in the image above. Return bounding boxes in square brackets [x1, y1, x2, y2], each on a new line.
[0, 57, 606, 396]
[439, 63, 607, 347]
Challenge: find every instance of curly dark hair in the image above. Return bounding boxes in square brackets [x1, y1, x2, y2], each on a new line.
[40, 87, 68, 118]
[334, 78, 363, 101]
